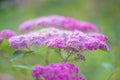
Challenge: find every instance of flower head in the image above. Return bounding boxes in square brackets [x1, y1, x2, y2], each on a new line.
[0, 29, 16, 39]
[9, 28, 109, 51]
[66, 31, 109, 51]
[9, 35, 30, 49]
[19, 15, 98, 32]
[88, 33, 108, 42]
[19, 20, 36, 31]
[32, 63, 85, 80]
[45, 38, 65, 48]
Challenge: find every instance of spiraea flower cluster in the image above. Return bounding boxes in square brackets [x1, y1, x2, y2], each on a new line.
[0, 29, 16, 39]
[32, 63, 85, 80]
[67, 31, 109, 51]
[19, 15, 98, 32]
[0, 29, 16, 43]
[8, 28, 109, 51]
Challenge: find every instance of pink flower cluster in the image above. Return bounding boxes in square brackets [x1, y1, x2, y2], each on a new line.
[88, 33, 108, 42]
[0, 29, 16, 39]
[19, 15, 98, 32]
[0, 29, 16, 43]
[9, 28, 70, 49]
[66, 31, 109, 51]
[9, 28, 109, 51]
[32, 62, 85, 80]
[9, 31, 46, 49]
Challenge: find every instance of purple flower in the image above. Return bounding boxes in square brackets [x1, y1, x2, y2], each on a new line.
[0, 29, 16, 39]
[78, 21, 98, 32]
[62, 18, 98, 32]
[69, 31, 88, 41]
[50, 15, 65, 27]
[84, 38, 100, 50]
[32, 65, 45, 79]
[99, 42, 109, 51]
[8, 28, 109, 51]
[45, 38, 65, 48]
[32, 63, 85, 80]
[27, 33, 46, 46]
[35, 17, 52, 27]
[19, 20, 35, 31]
[32, 35, 46, 46]
[66, 31, 109, 51]
[19, 15, 98, 32]
[88, 33, 108, 42]
[9, 35, 30, 49]
[67, 38, 80, 47]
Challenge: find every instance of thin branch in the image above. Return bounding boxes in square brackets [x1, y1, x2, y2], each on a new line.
[58, 48, 65, 61]
[45, 50, 49, 65]
[64, 52, 72, 62]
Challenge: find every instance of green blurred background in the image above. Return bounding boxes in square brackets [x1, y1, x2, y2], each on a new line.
[0, 0, 120, 80]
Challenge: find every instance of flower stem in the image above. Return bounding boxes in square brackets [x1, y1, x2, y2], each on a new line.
[64, 52, 72, 62]
[58, 48, 65, 62]
[45, 50, 49, 65]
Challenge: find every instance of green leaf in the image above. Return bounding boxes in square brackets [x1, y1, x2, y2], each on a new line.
[102, 63, 113, 71]
[33, 45, 49, 54]
[0, 39, 14, 54]
[35, 78, 39, 80]
[13, 65, 32, 70]
[10, 50, 27, 61]
[60, 49, 67, 58]
[106, 67, 120, 80]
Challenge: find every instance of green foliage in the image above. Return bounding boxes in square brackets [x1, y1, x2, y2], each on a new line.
[106, 67, 120, 80]
[13, 65, 32, 70]
[33, 45, 49, 54]
[10, 50, 33, 61]
[0, 39, 14, 54]
[35, 78, 39, 80]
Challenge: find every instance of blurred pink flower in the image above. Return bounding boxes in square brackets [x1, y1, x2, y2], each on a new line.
[19, 15, 98, 32]
[0, 29, 16, 39]
[9, 28, 109, 51]
[32, 62, 85, 80]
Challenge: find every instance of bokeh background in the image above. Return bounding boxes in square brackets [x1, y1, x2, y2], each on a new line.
[0, 0, 120, 80]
